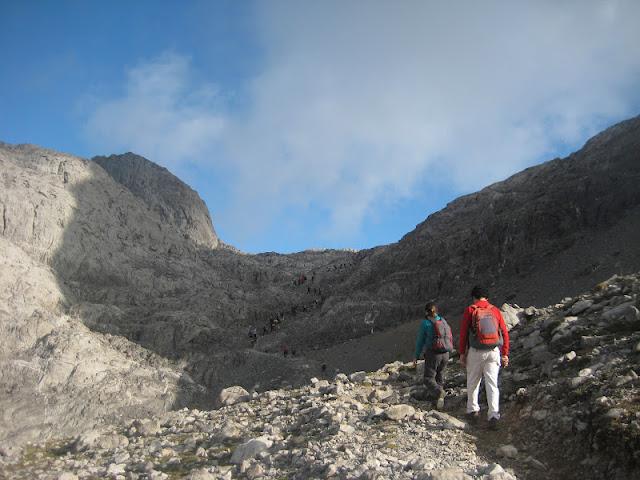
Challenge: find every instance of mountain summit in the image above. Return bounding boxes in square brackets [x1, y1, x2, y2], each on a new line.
[93, 153, 219, 249]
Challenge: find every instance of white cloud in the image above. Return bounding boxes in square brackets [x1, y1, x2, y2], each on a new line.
[85, 53, 226, 168]
[84, 1, 640, 247]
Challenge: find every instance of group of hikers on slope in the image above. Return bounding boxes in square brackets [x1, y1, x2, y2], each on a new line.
[414, 285, 510, 430]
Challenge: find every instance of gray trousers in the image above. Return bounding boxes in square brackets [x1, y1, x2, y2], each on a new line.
[423, 352, 449, 398]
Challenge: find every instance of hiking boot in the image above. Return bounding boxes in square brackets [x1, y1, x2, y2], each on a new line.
[488, 417, 500, 431]
[466, 411, 479, 425]
[436, 390, 445, 410]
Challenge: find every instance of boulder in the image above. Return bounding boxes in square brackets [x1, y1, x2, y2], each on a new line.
[601, 302, 638, 323]
[349, 371, 367, 383]
[185, 468, 217, 480]
[571, 299, 594, 315]
[230, 437, 273, 464]
[430, 411, 467, 430]
[500, 304, 521, 331]
[133, 418, 161, 436]
[423, 467, 472, 480]
[384, 404, 415, 421]
[496, 444, 518, 458]
[219, 386, 250, 406]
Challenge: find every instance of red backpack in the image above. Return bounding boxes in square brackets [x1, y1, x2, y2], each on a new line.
[431, 317, 454, 353]
[470, 304, 500, 348]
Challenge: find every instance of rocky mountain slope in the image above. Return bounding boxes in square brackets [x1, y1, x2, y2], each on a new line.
[2, 274, 638, 480]
[1, 115, 639, 458]
[295, 115, 640, 348]
[0, 142, 356, 450]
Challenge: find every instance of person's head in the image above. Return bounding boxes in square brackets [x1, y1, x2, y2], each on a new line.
[425, 301, 438, 318]
[471, 285, 489, 300]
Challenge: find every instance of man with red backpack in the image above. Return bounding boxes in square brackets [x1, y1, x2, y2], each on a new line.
[414, 301, 454, 410]
[459, 286, 510, 430]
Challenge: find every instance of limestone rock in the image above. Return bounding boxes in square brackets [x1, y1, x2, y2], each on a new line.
[133, 419, 161, 436]
[230, 437, 273, 464]
[425, 467, 473, 480]
[185, 468, 217, 480]
[57, 473, 78, 480]
[571, 299, 594, 315]
[602, 302, 637, 323]
[500, 304, 521, 330]
[384, 404, 415, 421]
[219, 386, 250, 406]
[430, 411, 467, 430]
[496, 444, 518, 458]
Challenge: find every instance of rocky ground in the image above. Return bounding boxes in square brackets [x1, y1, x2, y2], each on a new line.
[2, 274, 638, 479]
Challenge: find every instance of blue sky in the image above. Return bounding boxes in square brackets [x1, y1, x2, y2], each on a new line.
[2, 1, 640, 253]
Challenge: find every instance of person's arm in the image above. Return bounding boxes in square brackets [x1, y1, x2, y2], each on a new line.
[494, 307, 510, 366]
[458, 308, 471, 364]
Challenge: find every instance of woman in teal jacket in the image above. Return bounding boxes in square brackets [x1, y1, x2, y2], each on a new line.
[413, 301, 449, 409]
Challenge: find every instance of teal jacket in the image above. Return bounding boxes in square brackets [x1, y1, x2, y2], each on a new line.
[415, 315, 441, 358]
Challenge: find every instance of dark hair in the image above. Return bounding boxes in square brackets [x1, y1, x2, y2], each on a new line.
[425, 301, 438, 315]
[471, 285, 489, 299]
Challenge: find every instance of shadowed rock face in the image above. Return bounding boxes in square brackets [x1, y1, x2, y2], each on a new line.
[313, 115, 640, 343]
[1, 115, 640, 450]
[3, 274, 640, 479]
[93, 152, 219, 249]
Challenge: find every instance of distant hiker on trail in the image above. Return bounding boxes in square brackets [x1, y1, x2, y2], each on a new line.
[459, 285, 510, 430]
[248, 326, 258, 347]
[414, 301, 453, 410]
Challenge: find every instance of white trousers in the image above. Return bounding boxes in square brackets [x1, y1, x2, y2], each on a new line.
[466, 347, 501, 419]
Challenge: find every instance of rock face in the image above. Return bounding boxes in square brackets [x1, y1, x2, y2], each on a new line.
[0, 144, 207, 449]
[298, 115, 640, 348]
[93, 152, 219, 249]
[0, 142, 356, 448]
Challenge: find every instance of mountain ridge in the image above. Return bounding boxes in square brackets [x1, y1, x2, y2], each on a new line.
[0, 115, 639, 463]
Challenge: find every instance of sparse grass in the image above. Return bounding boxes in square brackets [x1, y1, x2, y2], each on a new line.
[159, 455, 209, 480]
[1, 440, 77, 479]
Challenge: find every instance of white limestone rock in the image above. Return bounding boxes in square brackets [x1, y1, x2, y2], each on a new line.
[230, 437, 273, 464]
[384, 404, 415, 421]
[219, 386, 250, 406]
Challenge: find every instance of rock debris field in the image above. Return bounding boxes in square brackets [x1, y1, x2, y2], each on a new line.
[2, 274, 639, 480]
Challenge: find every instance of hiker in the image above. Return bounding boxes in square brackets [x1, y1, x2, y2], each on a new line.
[248, 326, 258, 347]
[459, 285, 510, 430]
[413, 301, 453, 409]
